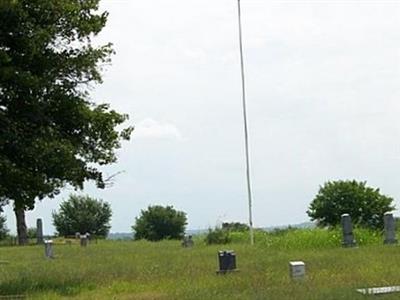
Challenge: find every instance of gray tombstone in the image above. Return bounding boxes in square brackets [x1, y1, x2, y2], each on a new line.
[341, 213, 356, 247]
[80, 233, 88, 247]
[36, 218, 44, 244]
[44, 240, 54, 258]
[181, 235, 194, 248]
[384, 212, 397, 244]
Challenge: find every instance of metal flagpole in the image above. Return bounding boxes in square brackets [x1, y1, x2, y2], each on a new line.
[237, 0, 254, 245]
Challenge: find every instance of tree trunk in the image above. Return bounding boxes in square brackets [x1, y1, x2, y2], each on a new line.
[14, 208, 28, 245]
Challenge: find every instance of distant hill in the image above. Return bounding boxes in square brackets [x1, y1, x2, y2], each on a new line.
[107, 222, 316, 239]
[107, 232, 133, 240]
[262, 221, 316, 232]
[186, 229, 208, 236]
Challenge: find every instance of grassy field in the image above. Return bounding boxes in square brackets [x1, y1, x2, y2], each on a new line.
[0, 229, 400, 299]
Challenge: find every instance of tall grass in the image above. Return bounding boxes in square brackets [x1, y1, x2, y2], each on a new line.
[199, 227, 384, 250]
[0, 228, 398, 299]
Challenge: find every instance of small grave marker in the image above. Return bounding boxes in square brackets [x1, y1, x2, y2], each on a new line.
[181, 235, 194, 248]
[341, 213, 356, 247]
[36, 219, 44, 244]
[357, 286, 400, 295]
[384, 212, 397, 244]
[80, 233, 88, 247]
[44, 240, 54, 259]
[217, 250, 237, 274]
[289, 261, 305, 279]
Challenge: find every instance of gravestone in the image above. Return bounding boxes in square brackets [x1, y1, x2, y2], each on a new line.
[289, 261, 306, 279]
[384, 212, 397, 244]
[357, 286, 400, 295]
[36, 219, 43, 244]
[80, 233, 88, 247]
[217, 250, 237, 274]
[181, 235, 194, 248]
[341, 213, 356, 247]
[44, 240, 54, 258]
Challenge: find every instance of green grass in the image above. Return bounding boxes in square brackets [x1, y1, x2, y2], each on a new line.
[0, 229, 399, 299]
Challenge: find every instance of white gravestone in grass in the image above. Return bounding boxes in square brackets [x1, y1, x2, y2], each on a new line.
[289, 261, 305, 279]
[80, 233, 88, 247]
[44, 240, 54, 259]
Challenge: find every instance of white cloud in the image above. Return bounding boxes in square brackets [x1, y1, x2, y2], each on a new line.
[182, 48, 207, 64]
[133, 118, 182, 140]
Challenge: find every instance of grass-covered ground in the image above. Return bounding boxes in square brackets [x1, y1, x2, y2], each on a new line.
[0, 228, 400, 299]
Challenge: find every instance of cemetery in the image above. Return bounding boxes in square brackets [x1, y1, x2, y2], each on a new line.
[0, 213, 400, 299]
[1, 1, 399, 299]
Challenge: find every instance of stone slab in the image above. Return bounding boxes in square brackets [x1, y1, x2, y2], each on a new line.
[289, 261, 305, 278]
[356, 286, 400, 295]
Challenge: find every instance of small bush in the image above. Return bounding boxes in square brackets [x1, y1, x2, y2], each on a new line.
[205, 227, 231, 245]
[308, 180, 395, 230]
[221, 222, 249, 232]
[53, 194, 112, 237]
[133, 205, 187, 241]
[27, 227, 37, 239]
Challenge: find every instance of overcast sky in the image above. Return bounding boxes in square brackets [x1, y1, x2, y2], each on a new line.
[4, 0, 400, 234]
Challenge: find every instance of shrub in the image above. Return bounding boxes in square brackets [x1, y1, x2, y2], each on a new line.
[27, 227, 37, 239]
[53, 194, 112, 237]
[205, 227, 231, 245]
[133, 205, 187, 241]
[307, 180, 394, 230]
[222, 222, 249, 232]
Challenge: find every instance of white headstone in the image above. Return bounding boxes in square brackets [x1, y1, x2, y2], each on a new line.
[289, 261, 305, 279]
[357, 286, 400, 295]
[80, 233, 88, 247]
[44, 239, 54, 259]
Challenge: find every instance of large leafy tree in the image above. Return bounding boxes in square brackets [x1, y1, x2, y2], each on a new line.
[133, 205, 187, 241]
[307, 180, 395, 230]
[0, 0, 132, 244]
[53, 194, 112, 237]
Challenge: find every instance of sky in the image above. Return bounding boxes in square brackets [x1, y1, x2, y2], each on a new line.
[4, 0, 400, 234]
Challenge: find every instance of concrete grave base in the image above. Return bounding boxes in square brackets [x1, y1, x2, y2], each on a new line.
[357, 286, 400, 295]
[216, 269, 239, 275]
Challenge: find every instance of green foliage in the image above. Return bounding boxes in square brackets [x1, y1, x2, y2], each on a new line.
[132, 205, 187, 241]
[0, 1, 132, 211]
[221, 222, 249, 232]
[307, 180, 395, 230]
[52, 194, 112, 237]
[204, 227, 231, 245]
[396, 217, 400, 231]
[205, 227, 382, 250]
[26, 227, 37, 239]
[0, 214, 8, 240]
